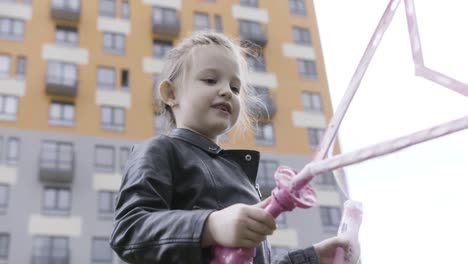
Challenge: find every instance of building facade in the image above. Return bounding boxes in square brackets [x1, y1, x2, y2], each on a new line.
[0, 0, 345, 263]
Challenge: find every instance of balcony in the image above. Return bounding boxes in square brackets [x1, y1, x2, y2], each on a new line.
[251, 88, 277, 120]
[50, 0, 81, 22]
[239, 20, 268, 47]
[46, 75, 78, 97]
[32, 256, 70, 264]
[152, 8, 180, 37]
[39, 142, 75, 183]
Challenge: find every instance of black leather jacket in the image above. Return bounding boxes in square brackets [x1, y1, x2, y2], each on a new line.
[110, 128, 319, 264]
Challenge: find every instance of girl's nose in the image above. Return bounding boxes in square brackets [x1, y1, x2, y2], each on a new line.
[218, 84, 233, 99]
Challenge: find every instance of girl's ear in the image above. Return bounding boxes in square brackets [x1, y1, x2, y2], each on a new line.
[159, 80, 178, 107]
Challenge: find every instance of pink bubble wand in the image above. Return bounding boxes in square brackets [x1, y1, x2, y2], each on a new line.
[211, 0, 468, 263]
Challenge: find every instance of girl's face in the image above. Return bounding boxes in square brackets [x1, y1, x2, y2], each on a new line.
[173, 44, 241, 141]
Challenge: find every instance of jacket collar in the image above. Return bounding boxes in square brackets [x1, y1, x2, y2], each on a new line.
[169, 128, 222, 155]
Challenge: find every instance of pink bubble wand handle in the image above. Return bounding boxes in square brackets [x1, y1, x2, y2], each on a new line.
[333, 201, 363, 264]
[210, 166, 317, 264]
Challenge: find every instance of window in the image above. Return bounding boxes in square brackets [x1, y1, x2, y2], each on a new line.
[214, 15, 222, 32]
[0, 54, 10, 78]
[153, 7, 177, 25]
[121, 69, 129, 91]
[55, 26, 78, 47]
[47, 61, 78, 87]
[101, 106, 125, 131]
[5, 137, 19, 165]
[121, 0, 129, 19]
[255, 122, 274, 145]
[271, 246, 289, 259]
[94, 145, 114, 172]
[97, 67, 115, 90]
[39, 141, 74, 171]
[297, 59, 317, 79]
[256, 160, 277, 190]
[43, 187, 71, 215]
[320, 206, 341, 228]
[52, 0, 80, 10]
[246, 52, 265, 72]
[103, 32, 125, 54]
[313, 172, 336, 187]
[292, 26, 311, 45]
[32, 236, 69, 264]
[194, 12, 210, 31]
[98, 191, 117, 215]
[0, 17, 24, 40]
[0, 233, 9, 261]
[302, 92, 322, 112]
[152, 40, 172, 58]
[49, 102, 75, 127]
[307, 128, 324, 148]
[0, 185, 9, 212]
[119, 147, 130, 171]
[240, 0, 257, 7]
[289, 0, 306, 15]
[92, 237, 113, 264]
[153, 112, 166, 134]
[239, 19, 262, 38]
[99, 0, 115, 17]
[0, 95, 18, 121]
[15, 56, 26, 80]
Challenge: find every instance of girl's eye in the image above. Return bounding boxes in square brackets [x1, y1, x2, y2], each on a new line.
[203, 79, 217, 85]
[230, 86, 240, 94]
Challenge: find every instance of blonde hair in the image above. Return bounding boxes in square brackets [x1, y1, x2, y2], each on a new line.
[154, 31, 264, 135]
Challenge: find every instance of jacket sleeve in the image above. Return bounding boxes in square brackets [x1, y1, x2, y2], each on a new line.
[109, 138, 215, 264]
[272, 246, 320, 264]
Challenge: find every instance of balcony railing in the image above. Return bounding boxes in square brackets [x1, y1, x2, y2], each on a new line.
[51, 0, 81, 22]
[46, 75, 78, 97]
[39, 157, 74, 183]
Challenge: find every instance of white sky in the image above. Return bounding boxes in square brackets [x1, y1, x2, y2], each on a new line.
[314, 1, 468, 263]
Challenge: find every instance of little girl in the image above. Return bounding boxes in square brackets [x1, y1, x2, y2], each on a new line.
[110, 32, 352, 264]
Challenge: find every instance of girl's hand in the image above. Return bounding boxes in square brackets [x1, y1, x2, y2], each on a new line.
[314, 236, 360, 264]
[202, 197, 276, 248]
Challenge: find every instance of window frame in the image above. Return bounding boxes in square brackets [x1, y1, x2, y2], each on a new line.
[49, 101, 75, 127]
[152, 40, 172, 59]
[32, 236, 70, 264]
[256, 159, 278, 189]
[307, 127, 324, 148]
[94, 145, 115, 172]
[193, 12, 210, 31]
[0, 54, 10, 78]
[302, 92, 323, 112]
[102, 32, 125, 54]
[292, 26, 311, 45]
[297, 59, 317, 79]
[39, 141, 74, 172]
[0, 17, 25, 40]
[15, 55, 26, 80]
[55, 26, 78, 47]
[0, 184, 9, 212]
[96, 66, 115, 90]
[255, 122, 275, 145]
[91, 237, 113, 263]
[42, 187, 72, 216]
[289, 0, 306, 16]
[100, 106, 125, 131]
[99, 0, 116, 17]
[0, 95, 18, 121]
[0, 233, 9, 260]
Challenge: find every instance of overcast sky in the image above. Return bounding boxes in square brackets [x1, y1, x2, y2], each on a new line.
[314, 1, 468, 263]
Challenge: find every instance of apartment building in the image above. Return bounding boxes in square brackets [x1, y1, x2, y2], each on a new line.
[0, 0, 345, 262]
